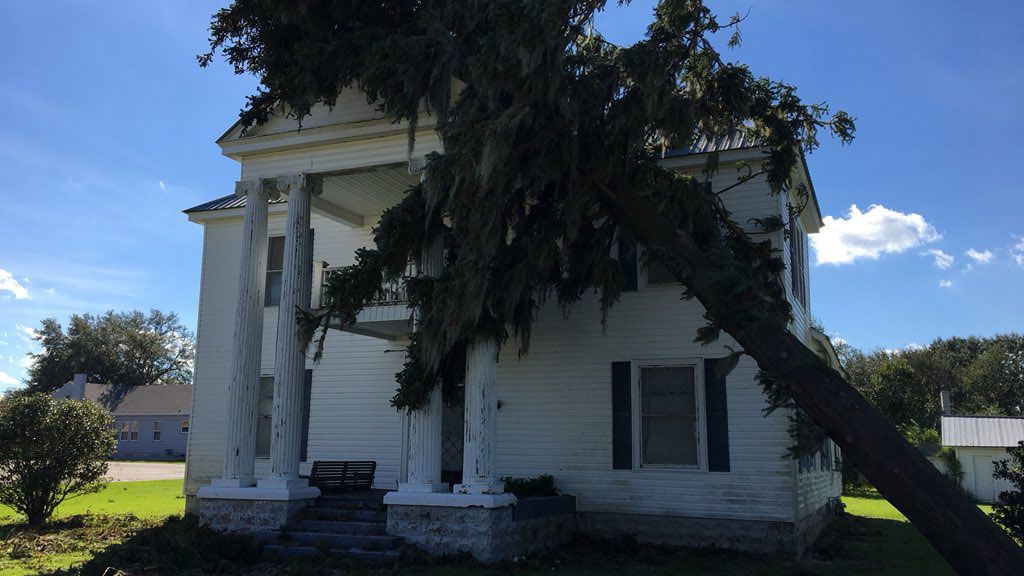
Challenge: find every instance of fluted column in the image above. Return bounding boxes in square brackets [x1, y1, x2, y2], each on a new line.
[260, 174, 314, 490]
[214, 179, 275, 489]
[455, 336, 504, 494]
[401, 236, 447, 492]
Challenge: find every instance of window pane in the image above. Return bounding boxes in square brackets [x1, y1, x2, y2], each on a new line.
[640, 366, 698, 466]
[646, 259, 676, 286]
[267, 236, 285, 271]
[181, 420, 189, 433]
[265, 271, 282, 306]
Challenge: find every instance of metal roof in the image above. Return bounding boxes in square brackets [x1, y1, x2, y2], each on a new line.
[664, 130, 760, 157]
[184, 193, 286, 214]
[941, 415, 1024, 448]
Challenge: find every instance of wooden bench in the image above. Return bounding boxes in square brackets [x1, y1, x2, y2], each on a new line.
[304, 460, 377, 493]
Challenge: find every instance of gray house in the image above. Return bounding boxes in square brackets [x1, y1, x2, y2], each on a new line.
[53, 373, 192, 461]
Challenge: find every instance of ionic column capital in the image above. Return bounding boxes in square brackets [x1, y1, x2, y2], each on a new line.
[275, 173, 323, 197]
[233, 179, 280, 201]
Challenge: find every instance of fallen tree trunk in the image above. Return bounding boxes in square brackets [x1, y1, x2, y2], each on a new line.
[599, 185, 1024, 576]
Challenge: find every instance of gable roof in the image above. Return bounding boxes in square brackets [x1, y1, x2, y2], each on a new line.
[81, 383, 192, 416]
[941, 415, 1024, 448]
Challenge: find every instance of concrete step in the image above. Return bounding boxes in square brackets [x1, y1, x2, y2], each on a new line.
[278, 530, 403, 550]
[262, 544, 400, 562]
[288, 519, 386, 535]
[300, 507, 385, 523]
[312, 499, 385, 511]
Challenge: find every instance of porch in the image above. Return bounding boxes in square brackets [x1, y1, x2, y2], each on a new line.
[192, 162, 550, 561]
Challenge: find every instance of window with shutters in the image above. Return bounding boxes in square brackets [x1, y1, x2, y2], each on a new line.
[635, 363, 703, 468]
[788, 219, 809, 308]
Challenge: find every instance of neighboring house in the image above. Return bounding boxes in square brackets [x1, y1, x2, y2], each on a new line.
[941, 396, 1024, 502]
[52, 373, 192, 461]
[182, 89, 841, 562]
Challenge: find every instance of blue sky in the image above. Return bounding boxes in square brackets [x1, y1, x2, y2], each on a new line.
[0, 1, 1021, 392]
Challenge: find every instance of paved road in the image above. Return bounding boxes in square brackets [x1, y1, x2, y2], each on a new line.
[104, 461, 186, 482]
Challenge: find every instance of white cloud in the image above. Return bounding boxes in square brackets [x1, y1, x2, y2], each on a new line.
[923, 249, 954, 269]
[811, 204, 941, 265]
[158, 180, 166, 190]
[0, 269, 30, 299]
[965, 248, 994, 264]
[14, 324, 38, 342]
[0, 371, 18, 386]
[45, 288, 56, 295]
[1012, 237, 1024, 268]
[939, 279, 953, 288]
[18, 354, 35, 371]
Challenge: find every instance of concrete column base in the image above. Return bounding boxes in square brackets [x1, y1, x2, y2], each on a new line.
[454, 481, 505, 495]
[385, 494, 575, 563]
[195, 485, 318, 533]
[398, 481, 449, 493]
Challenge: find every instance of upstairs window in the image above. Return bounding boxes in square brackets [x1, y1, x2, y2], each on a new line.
[265, 236, 285, 306]
[788, 220, 808, 308]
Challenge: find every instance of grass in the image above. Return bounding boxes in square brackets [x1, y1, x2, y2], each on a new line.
[0, 480, 1004, 576]
[0, 480, 185, 576]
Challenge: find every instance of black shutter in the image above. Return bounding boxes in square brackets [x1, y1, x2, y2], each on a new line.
[611, 361, 633, 469]
[617, 237, 638, 292]
[300, 369, 312, 462]
[704, 358, 731, 472]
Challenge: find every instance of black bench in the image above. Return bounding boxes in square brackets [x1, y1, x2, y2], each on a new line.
[305, 460, 376, 493]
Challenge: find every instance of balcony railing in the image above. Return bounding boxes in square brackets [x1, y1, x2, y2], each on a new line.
[320, 262, 416, 309]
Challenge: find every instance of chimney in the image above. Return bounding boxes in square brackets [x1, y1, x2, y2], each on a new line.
[940, 389, 951, 416]
[71, 373, 87, 400]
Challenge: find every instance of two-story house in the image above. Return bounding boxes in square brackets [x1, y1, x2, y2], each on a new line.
[182, 89, 841, 562]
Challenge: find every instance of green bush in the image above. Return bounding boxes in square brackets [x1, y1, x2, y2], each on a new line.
[937, 447, 964, 486]
[993, 441, 1024, 542]
[502, 474, 558, 497]
[0, 393, 116, 526]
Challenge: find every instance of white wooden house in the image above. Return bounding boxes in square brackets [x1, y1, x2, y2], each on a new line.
[182, 89, 841, 561]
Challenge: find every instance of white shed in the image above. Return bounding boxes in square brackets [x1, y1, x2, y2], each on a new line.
[941, 415, 1024, 502]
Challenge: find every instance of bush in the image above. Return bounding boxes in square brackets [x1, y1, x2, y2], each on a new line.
[937, 447, 964, 486]
[502, 474, 558, 497]
[993, 440, 1024, 542]
[0, 393, 116, 526]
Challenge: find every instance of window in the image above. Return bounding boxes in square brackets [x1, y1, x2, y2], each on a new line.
[645, 259, 677, 286]
[639, 365, 700, 467]
[180, 420, 189, 434]
[153, 421, 161, 441]
[788, 220, 808, 307]
[256, 376, 274, 457]
[265, 236, 285, 306]
[129, 421, 139, 441]
[256, 372, 312, 460]
[119, 421, 130, 442]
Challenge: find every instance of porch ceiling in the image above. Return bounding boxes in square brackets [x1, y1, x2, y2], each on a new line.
[318, 167, 419, 225]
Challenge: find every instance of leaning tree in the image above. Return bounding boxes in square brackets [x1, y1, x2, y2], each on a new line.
[201, 1, 1023, 573]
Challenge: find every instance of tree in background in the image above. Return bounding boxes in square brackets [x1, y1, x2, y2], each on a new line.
[26, 309, 195, 393]
[993, 441, 1024, 543]
[0, 393, 116, 526]
[201, 1, 1023, 571]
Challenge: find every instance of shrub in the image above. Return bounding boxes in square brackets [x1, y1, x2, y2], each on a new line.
[993, 440, 1024, 542]
[502, 474, 558, 497]
[0, 393, 116, 526]
[937, 447, 964, 486]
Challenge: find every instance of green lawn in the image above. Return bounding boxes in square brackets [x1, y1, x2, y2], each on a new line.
[0, 481, 1000, 576]
[0, 480, 185, 576]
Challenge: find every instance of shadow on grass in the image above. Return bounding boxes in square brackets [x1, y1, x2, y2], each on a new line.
[813, 514, 954, 576]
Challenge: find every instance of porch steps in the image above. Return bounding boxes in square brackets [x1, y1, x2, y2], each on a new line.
[260, 489, 401, 562]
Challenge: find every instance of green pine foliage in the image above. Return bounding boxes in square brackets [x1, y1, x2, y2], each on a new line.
[202, 1, 854, 410]
[993, 441, 1024, 542]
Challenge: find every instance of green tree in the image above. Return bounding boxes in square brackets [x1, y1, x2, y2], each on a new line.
[26, 309, 195, 393]
[0, 393, 116, 526]
[865, 356, 931, 428]
[993, 441, 1024, 542]
[201, 1, 1023, 571]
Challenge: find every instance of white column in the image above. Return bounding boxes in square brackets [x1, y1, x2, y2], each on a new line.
[259, 174, 315, 492]
[214, 180, 274, 488]
[455, 336, 504, 494]
[400, 237, 447, 492]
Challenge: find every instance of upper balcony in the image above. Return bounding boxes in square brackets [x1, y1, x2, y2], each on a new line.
[315, 263, 415, 341]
